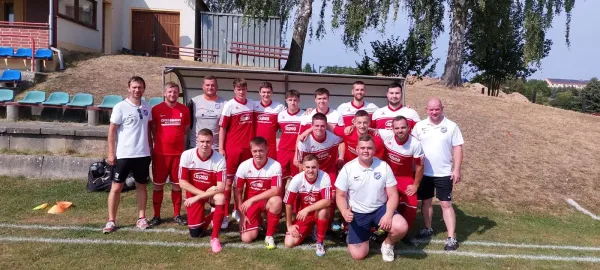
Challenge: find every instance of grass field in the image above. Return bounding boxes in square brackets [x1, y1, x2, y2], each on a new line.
[0, 176, 599, 269]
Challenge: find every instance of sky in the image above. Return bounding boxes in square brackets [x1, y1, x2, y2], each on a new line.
[283, 0, 599, 80]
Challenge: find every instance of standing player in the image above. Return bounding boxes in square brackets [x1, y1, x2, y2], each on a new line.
[412, 97, 464, 251]
[178, 129, 227, 253]
[372, 81, 421, 130]
[336, 81, 379, 127]
[219, 78, 255, 227]
[187, 75, 226, 150]
[298, 88, 342, 133]
[277, 89, 304, 191]
[335, 135, 408, 262]
[377, 116, 424, 231]
[234, 137, 283, 249]
[283, 154, 332, 257]
[150, 82, 190, 227]
[104, 76, 153, 233]
[254, 81, 285, 160]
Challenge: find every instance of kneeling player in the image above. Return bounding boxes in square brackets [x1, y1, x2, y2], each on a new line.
[283, 154, 332, 256]
[178, 129, 226, 253]
[234, 137, 283, 249]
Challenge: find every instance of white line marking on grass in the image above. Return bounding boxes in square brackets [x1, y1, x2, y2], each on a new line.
[567, 199, 600, 221]
[2, 223, 600, 252]
[1, 236, 600, 263]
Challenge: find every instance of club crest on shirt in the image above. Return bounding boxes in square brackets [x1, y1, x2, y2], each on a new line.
[440, 126, 448, 133]
[143, 110, 149, 116]
[215, 103, 221, 109]
[374, 172, 381, 180]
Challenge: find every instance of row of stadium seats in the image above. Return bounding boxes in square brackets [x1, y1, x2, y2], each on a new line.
[0, 89, 164, 109]
[0, 47, 53, 60]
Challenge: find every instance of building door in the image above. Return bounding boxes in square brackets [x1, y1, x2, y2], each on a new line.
[131, 11, 180, 57]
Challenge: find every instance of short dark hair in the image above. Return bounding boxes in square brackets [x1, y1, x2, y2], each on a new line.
[312, 112, 327, 123]
[388, 81, 403, 92]
[392, 115, 408, 126]
[314, 88, 329, 97]
[358, 134, 374, 143]
[204, 75, 218, 83]
[302, 153, 319, 164]
[128, 76, 146, 88]
[259, 81, 273, 91]
[233, 78, 247, 88]
[250, 136, 268, 148]
[285, 89, 300, 99]
[355, 109, 369, 118]
[197, 128, 213, 137]
[353, 81, 365, 86]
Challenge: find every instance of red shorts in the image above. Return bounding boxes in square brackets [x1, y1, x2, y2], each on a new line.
[396, 176, 418, 208]
[277, 149, 299, 180]
[151, 154, 180, 185]
[241, 199, 268, 233]
[225, 147, 251, 179]
[185, 191, 214, 229]
[285, 213, 317, 245]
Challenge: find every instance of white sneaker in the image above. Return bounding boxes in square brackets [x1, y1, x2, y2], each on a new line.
[381, 242, 395, 262]
[265, 236, 276, 250]
[221, 216, 230, 229]
[232, 210, 241, 223]
[102, 221, 116, 234]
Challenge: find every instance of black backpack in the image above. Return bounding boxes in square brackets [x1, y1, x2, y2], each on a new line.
[87, 160, 135, 192]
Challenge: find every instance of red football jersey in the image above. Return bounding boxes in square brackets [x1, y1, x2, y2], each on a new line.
[378, 129, 424, 177]
[298, 107, 342, 134]
[254, 100, 285, 149]
[151, 102, 190, 155]
[333, 126, 385, 163]
[283, 170, 332, 211]
[235, 158, 282, 200]
[372, 105, 421, 130]
[178, 149, 226, 191]
[297, 131, 342, 174]
[277, 108, 305, 151]
[336, 101, 379, 127]
[219, 97, 254, 150]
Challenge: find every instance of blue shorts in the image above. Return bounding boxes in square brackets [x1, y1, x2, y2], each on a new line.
[347, 205, 398, 244]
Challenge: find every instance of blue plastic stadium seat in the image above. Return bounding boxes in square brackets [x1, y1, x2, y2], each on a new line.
[0, 88, 14, 102]
[42, 92, 70, 106]
[0, 70, 21, 82]
[0, 47, 14, 57]
[13, 48, 32, 58]
[149, 97, 163, 107]
[97, 95, 123, 109]
[35, 49, 53, 60]
[66, 93, 93, 107]
[17, 90, 46, 104]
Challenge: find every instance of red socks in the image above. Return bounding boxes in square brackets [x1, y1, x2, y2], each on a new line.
[224, 189, 231, 216]
[171, 190, 182, 217]
[211, 205, 225, 239]
[316, 219, 329, 243]
[152, 190, 164, 217]
[266, 211, 280, 236]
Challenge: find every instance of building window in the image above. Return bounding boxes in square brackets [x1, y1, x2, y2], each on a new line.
[4, 3, 14, 22]
[58, 0, 96, 29]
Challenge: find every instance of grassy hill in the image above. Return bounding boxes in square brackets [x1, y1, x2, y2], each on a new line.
[25, 54, 600, 213]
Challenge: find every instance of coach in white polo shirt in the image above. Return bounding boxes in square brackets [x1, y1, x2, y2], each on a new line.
[411, 97, 464, 251]
[103, 76, 153, 234]
[335, 134, 408, 262]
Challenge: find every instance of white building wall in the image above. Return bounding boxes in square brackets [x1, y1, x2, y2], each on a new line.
[56, 0, 103, 52]
[118, 0, 197, 50]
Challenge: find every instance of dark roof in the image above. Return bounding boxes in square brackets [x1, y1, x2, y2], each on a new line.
[546, 78, 590, 85]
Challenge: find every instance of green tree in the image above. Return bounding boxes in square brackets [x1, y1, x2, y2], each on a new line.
[370, 31, 438, 77]
[581, 78, 600, 113]
[320, 66, 358, 75]
[549, 91, 580, 111]
[302, 63, 315, 73]
[355, 51, 373, 76]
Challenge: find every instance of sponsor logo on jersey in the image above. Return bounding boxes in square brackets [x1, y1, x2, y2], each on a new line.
[284, 124, 297, 132]
[317, 151, 329, 160]
[257, 115, 270, 122]
[193, 172, 210, 181]
[387, 154, 402, 164]
[250, 180, 264, 189]
[240, 114, 251, 122]
[303, 194, 316, 204]
[385, 120, 393, 127]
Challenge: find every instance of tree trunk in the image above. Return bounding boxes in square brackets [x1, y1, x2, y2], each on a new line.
[283, 0, 312, 72]
[441, 0, 468, 88]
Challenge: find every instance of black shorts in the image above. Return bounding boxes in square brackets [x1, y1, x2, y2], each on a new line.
[112, 157, 151, 184]
[417, 175, 453, 201]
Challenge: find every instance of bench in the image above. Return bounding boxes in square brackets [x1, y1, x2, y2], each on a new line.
[228, 42, 289, 70]
[163, 44, 218, 63]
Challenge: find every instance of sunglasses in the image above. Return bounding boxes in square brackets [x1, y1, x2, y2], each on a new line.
[137, 108, 143, 119]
